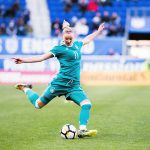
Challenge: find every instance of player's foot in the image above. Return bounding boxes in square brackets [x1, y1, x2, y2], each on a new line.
[78, 129, 97, 138]
[15, 83, 32, 91]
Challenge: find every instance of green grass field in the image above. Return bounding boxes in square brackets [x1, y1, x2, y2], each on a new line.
[0, 85, 150, 150]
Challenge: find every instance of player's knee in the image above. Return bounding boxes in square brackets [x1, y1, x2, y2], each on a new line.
[35, 99, 45, 109]
[81, 100, 92, 110]
[34, 101, 41, 109]
[81, 104, 92, 110]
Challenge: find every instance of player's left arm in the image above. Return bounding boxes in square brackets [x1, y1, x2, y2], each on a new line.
[82, 23, 105, 45]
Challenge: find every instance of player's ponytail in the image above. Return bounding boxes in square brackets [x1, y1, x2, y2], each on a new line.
[62, 20, 70, 29]
[62, 20, 73, 33]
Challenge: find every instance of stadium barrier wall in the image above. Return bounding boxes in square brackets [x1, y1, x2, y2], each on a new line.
[0, 56, 145, 71]
[0, 37, 149, 85]
[0, 56, 149, 85]
[1, 71, 150, 85]
[0, 71, 56, 84]
[0, 37, 123, 55]
[81, 71, 150, 86]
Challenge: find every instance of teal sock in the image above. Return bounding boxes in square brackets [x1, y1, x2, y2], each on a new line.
[25, 89, 39, 107]
[79, 104, 91, 126]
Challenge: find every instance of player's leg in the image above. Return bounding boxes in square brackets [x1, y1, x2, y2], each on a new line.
[78, 99, 97, 138]
[66, 89, 97, 138]
[15, 83, 55, 109]
[66, 90, 91, 130]
[79, 99, 92, 130]
[71, 98, 92, 131]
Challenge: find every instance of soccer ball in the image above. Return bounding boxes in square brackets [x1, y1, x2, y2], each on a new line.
[60, 124, 77, 139]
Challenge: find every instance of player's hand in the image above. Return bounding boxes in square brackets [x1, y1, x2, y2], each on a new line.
[12, 58, 23, 64]
[98, 22, 105, 33]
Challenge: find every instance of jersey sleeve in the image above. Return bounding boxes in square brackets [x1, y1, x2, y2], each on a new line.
[76, 41, 84, 49]
[49, 46, 59, 57]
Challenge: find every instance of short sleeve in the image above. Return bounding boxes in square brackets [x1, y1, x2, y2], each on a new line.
[49, 46, 59, 57]
[75, 41, 83, 49]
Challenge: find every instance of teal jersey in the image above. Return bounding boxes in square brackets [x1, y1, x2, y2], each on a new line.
[50, 41, 83, 83]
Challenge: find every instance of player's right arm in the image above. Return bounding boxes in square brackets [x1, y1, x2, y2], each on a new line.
[12, 52, 54, 64]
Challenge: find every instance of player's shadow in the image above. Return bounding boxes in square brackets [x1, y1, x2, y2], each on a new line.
[97, 133, 144, 143]
[75, 133, 126, 141]
[98, 133, 125, 141]
[72, 134, 121, 140]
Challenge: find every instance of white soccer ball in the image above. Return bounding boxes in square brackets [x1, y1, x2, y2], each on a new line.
[60, 124, 77, 139]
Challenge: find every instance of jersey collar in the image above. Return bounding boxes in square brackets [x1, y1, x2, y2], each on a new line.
[60, 40, 74, 47]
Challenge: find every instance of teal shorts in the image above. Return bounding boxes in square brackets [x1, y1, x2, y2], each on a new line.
[39, 81, 88, 105]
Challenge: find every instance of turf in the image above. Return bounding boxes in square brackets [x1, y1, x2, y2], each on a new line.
[0, 85, 150, 150]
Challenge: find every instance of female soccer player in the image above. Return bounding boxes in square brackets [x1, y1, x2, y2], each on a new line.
[13, 20, 105, 138]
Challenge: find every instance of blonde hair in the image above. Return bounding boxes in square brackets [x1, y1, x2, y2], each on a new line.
[62, 20, 73, 33]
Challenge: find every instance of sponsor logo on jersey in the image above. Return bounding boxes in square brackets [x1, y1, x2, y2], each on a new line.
[75, 45, 79, 49]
